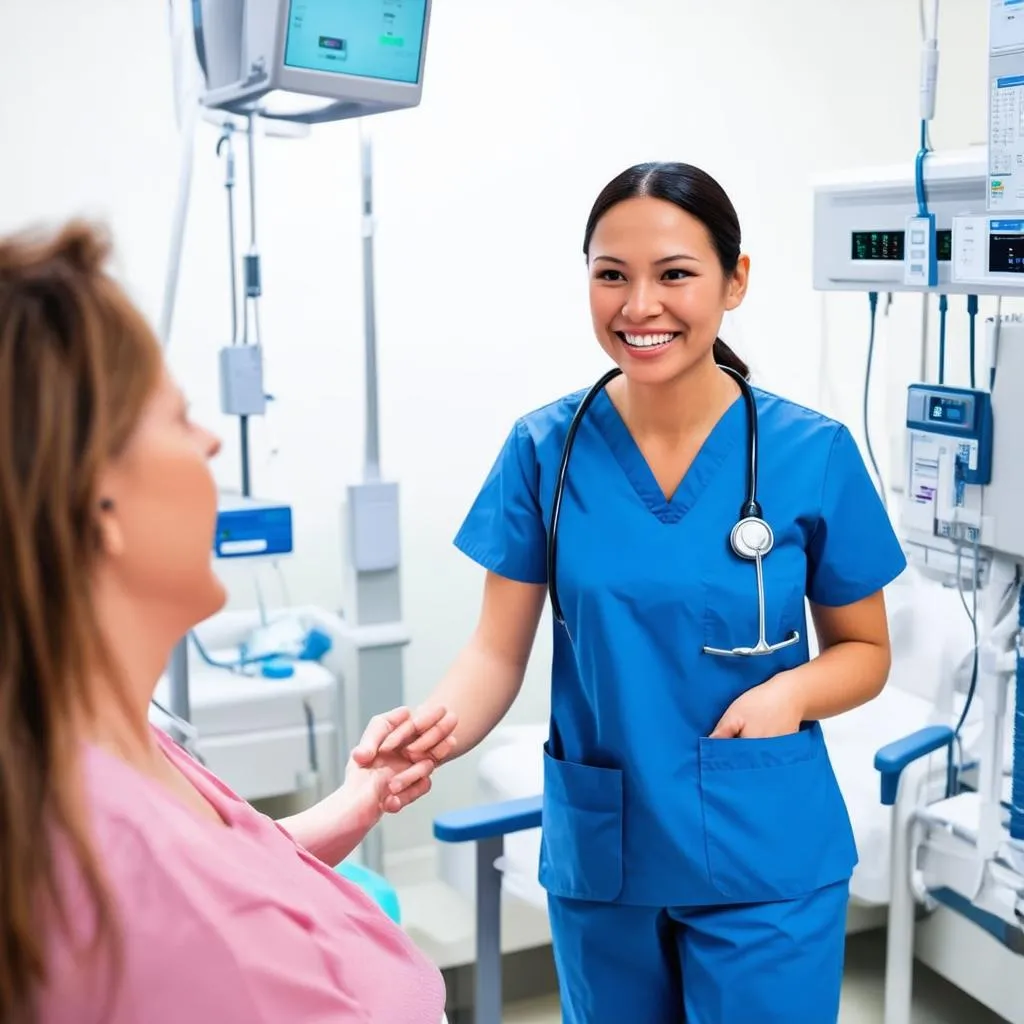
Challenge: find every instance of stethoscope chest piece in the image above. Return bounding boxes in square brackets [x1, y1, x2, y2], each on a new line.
[708, 513, 800, 658]
[730, 517, 774, 560]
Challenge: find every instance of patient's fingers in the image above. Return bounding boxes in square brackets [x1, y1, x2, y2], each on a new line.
[388, 756, 434, 793]
[351, 707, 412, 764]
[383, 776, 432, 813]
[378, 705, 449, 754]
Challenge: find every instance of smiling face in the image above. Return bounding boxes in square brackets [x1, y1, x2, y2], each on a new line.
[587, 195, 749, 385]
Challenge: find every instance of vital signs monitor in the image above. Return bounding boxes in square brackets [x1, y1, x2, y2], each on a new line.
[194, 0, 432, 123]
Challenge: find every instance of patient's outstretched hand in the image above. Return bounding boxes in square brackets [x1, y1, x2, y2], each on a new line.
[344, 707, 458, 822]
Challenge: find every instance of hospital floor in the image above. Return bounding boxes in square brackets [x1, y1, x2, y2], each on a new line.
[501, 930, 1008, 1023]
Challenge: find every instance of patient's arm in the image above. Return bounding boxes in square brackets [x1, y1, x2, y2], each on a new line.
[278, 785, 375, 866]
[279, 708, 454, 866]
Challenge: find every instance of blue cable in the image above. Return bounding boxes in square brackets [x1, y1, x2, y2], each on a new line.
[1012, 587, 1024, 841]
[915, 120, 930, 217]
[189, 630, 274, 672]
[937, 293, 948, 385]
[967, 294, 978, 390]
[863, 292, 886, 509]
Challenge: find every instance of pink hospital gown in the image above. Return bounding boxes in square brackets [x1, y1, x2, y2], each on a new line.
[37, 727, 447, 1023]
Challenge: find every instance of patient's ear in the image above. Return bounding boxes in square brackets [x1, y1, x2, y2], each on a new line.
[95, 497, 125, 557]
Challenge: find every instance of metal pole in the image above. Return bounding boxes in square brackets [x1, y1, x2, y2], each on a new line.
[159, 98, 199, 350]
[239, 113, 262, 499]
[358, 121, 382, 875]
[360, 123, 381, 483]
[161, 98, 200, 725]
[167, 638, 191, 723]
[919, 292, 930, 383]
[475, 836, 505, 1024]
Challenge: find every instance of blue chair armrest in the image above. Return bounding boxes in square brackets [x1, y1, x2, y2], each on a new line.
[874, 725, 955, 807]
[433, 795, 543, 843]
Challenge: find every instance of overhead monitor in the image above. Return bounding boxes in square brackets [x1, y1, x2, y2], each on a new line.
[194, 0, 433, 124]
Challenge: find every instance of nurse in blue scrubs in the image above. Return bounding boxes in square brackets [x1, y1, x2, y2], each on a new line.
[373, 162, 906, 1023]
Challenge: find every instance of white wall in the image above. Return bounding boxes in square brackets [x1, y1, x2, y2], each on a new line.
[0, 0, 1000, 854]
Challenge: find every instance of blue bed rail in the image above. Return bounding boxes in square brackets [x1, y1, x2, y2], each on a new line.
[433, 795, 542, 1024]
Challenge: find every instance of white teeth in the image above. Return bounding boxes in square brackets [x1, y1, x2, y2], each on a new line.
[622, 332, 676, 348]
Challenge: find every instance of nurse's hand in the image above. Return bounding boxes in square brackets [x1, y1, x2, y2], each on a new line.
[708, 674, 804, 739]
[353, 703, 459, 767]
[345, 707, 458, 826]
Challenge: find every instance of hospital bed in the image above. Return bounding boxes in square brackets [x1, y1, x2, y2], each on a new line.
[432, 570, 984, 1022]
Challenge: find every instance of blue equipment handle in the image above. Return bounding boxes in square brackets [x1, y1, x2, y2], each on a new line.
[874, 725, 955, 806]
[433, 796, 543, 1024]
[433, 795, 543, 843]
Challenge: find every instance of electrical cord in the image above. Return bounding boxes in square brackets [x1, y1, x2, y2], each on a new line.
[915, 120, 931, 218]
[948, 540, 979, 796]
[919, 0, 940, 42]
[937, 293, 948, 385]
[946, 557, 1020, 796]
[863, 292, 887, 509]
[991, 297, 1003, 391]
[967, 294, 979, 390]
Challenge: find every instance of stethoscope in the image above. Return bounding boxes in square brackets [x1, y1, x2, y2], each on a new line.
[545, 364, 801, 658]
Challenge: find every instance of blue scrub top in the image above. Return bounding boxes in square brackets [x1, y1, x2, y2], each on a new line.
[454, 383, 907, 908]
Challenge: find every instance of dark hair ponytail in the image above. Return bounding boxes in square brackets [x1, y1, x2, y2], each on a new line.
[712, 337, 749, 379]
[584, 162, 750, 380]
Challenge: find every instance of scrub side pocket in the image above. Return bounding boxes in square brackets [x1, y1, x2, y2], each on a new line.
[538, 743, 624, 903]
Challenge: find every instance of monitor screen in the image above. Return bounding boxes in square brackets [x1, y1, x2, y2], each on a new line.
[850, 229, 952, 262]
[851, 230, 904, 261]
[284, 0, 427, 84]
[988, 219, 1024, 274]
[927, 394, 970, 426]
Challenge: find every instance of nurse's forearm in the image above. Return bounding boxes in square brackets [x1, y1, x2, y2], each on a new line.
[277, 786, 369, 867]
[421, 637, 527, 763]
[778, 640, 891, 722]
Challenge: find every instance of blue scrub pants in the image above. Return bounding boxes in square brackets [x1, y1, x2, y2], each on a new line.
[547, 880, 849, 1024]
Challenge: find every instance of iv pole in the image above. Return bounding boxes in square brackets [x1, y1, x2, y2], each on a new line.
[159, 103, 264, 731]
[339, 121, 413, 875]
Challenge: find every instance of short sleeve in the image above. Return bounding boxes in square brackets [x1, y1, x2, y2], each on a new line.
[806, 425, 907, 607]
[453, 418, 548, 585]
